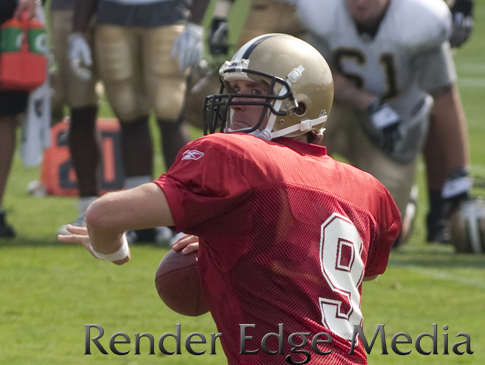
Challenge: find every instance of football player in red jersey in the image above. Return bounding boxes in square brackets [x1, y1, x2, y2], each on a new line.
[59, 34, 401, 364]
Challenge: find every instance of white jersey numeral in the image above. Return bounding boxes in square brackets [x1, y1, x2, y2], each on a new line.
[319, 213, 364, 341]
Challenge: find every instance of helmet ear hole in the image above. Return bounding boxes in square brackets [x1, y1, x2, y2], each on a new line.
[295, 102, 306, 116]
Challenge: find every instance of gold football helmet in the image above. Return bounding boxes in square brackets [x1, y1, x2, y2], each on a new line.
[450, 197, 485, 254]
[203, 34, 334, 140]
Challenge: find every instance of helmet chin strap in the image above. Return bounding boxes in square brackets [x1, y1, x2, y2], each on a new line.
[253, 65, 325, 141]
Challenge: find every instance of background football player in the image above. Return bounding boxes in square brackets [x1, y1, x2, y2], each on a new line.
[298, 0, 471, 246]
[423, 0, 475, 243]
[0, 0, 41, 238]
[49, 0, 103, 235]
[69, 0, 210, 242]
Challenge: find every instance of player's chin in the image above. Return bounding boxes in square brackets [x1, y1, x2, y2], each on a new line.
[231, 120, 252, 131]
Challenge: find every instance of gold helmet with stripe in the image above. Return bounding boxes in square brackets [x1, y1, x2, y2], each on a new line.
[203, 34, 333, 141]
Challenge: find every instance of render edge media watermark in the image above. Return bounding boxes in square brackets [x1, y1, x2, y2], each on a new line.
[84, 323, 473, 364]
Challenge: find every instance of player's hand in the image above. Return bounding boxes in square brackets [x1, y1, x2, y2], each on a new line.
[172, 234, 199, 255]
[58, 225, 130, 265]
[367, 100, 401, 154]
[13, 0, 37, 20]
[58, 225, 97, 258]
[449, 0, 474, 48]
[171, 23, 203, 72]
[68, 32, 93, 81]
[208, 18, 229, 56]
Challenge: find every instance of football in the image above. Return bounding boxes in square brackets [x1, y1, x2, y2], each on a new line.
[154, 249, 209, 317]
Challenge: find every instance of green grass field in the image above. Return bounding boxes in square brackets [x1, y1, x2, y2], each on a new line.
[1, 1, 485, 364]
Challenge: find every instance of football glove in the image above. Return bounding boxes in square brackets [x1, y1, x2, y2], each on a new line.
[427, 167, 472, 244]
[449, 0, 474, 48]
[171, 23, 203, 72]
[366, 100, 401, 154]
[68, 32, 93, 81]
[208, 18, 229, 56]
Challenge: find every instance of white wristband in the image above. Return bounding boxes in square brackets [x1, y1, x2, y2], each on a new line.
[90, 234, 130, 262]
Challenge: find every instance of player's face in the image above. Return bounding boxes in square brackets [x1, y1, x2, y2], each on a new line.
[226, 79, 271, 131]
[345, 0, 391, 28]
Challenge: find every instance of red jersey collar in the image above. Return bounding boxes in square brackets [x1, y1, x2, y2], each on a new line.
[273, 137, 328, 157]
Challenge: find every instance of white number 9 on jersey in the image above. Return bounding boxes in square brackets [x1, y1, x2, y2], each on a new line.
[319, 213, 365, 342]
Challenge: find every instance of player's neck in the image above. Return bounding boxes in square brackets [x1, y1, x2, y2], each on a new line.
[355, 3, 390, 41]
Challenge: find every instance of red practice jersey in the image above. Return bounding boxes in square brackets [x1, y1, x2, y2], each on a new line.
[154, 133, 401, 365]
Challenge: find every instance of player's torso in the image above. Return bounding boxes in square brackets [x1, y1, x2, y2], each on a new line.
[325, 1, 421, 100]
[194, 135, 388, 364]
[300, 0, 451, 122]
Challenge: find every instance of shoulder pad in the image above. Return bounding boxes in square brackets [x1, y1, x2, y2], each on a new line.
[297, 0, 341, 38]
[391, 0, 451, 52]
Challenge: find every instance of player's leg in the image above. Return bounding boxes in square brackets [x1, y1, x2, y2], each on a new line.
[54, 9, 102, 234]
[95, 24, 153, 181]
[144, 25, 190, 170]
[96, 25, 163, 243]
[424, 86, 470, 243]
[49, 9, 70, 126]
[68, 106, 100, 198]
[0, 90, 28, 238]
[0, 116, 17, 238]
[354, 123, 417, 246]
[423, 113, 449, 242]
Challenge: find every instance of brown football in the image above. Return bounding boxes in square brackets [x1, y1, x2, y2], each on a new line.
[154, 249, 209, 317]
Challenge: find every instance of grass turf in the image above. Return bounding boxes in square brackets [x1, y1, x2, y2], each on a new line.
[1, 1, 485, 364]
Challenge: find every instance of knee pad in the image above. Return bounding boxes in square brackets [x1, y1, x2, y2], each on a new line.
[152, 76, 186, 121]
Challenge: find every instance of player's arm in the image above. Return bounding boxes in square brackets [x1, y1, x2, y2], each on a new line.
[190, 0, 212, 25]
[332, 68, 378, 111]
[13, 0, 38, 19]
[428, 83, 469, 178]
[58, 183, 175, 265]
[72, 0, 97, 33]
[171, 0, 211, 71]
[332, 68, 402, 153]
[68, 0, 98, 80]
[449, 0, 474, 48]
[207, 0, 235, 56]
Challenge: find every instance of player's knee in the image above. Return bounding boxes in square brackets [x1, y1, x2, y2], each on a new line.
[153, 79, 186, 121]
[109, 84, 146, 121]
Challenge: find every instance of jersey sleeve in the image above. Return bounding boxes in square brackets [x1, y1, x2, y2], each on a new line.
[153, 137, 252, 236]
[297, 0, 338, 62]
[395, 0, 452, 55]
[365, 189, 402, 278]
[414, 41, 457, 91]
